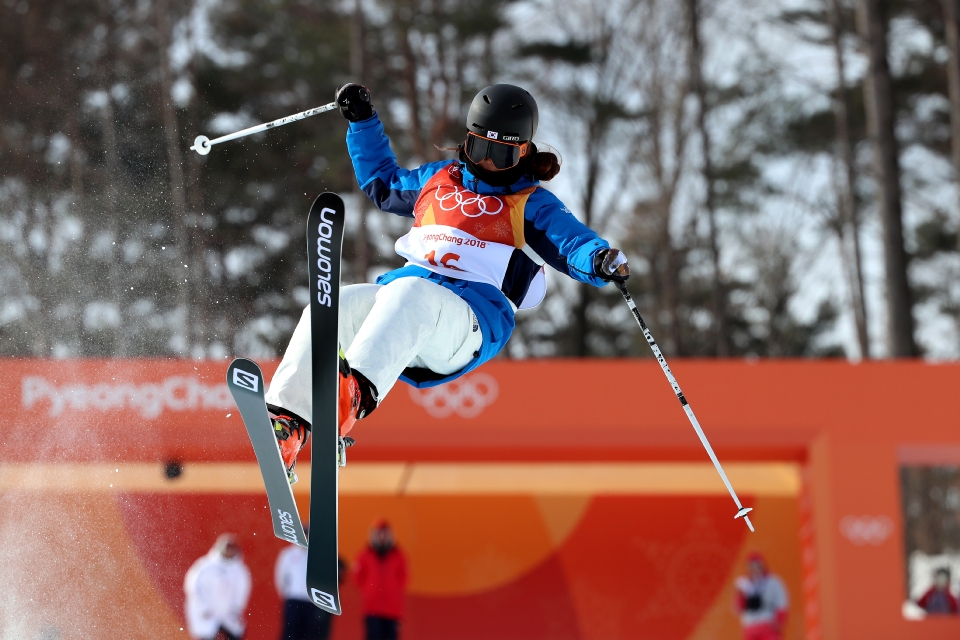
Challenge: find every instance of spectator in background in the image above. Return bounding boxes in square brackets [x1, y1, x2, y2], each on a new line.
[734, 552, 788, 640]
[184, 533, 252, 640]
[916, 567, 958, 614]
[275, 525, 347, 640]
[354, 520, 408, 640]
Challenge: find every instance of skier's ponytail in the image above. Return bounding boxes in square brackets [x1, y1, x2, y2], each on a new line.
[527, 147, 561, 182]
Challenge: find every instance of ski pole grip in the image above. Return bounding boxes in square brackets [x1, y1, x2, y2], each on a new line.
[595, 249, 630, 282]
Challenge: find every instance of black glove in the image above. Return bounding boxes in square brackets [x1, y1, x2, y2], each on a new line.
[335, 83, 373, 122]
[594, 248, 630, 282]
[744, 594, 763, 611]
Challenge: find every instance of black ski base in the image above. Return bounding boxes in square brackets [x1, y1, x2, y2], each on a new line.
[304, 192, 347, 615]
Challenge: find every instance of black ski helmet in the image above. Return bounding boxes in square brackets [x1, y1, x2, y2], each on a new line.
[466, 84, 539, 143]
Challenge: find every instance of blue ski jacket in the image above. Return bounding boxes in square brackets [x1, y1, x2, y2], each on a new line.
[346, 113, 611, 388]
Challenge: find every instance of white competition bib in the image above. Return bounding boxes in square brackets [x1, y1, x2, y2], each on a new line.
[398, 164, 547, 309]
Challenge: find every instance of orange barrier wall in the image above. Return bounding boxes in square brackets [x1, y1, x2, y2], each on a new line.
[1, 358, 957, 639]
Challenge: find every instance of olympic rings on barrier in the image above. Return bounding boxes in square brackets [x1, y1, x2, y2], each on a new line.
[434, 183, 504, 218]
[839, 515, 894, 545]
[408, 372, 499, 418]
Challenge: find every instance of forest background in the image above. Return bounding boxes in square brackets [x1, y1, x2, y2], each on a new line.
[3, 0, 960, 362]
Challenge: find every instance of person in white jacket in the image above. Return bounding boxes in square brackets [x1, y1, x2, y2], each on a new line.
[184, 533, 252, 640]
[734, 552, 789, 640]
[275, 525, 334, 640]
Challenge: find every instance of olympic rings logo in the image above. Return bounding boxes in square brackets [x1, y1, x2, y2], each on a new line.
[434, 184, 504, 218]
[408, 372, 499, 418]
[839, 515, 894, 546]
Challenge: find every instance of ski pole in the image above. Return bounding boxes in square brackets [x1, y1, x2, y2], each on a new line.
[190, 101, 339, 155]
[616, 281, 755, 532]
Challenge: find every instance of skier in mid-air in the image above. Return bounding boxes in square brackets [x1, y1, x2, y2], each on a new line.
[264, 83, 630, 483]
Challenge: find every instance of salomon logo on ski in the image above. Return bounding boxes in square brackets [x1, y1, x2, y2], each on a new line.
[311, 589, 336, 610]
[315, 207, 337, 307]
[232, 368, 259, 392]
[277, 508, 299, 544]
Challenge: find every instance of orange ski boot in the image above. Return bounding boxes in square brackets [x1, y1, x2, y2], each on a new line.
[267, 407, 309, 484]
[338, 355, 378, 438]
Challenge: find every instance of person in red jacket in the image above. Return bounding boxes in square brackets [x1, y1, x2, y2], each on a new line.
[353, 520, 408, 640]
[916, 567, 958, 614]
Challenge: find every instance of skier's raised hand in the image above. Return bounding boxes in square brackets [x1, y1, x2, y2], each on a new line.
[335, 83, 374, 122]
[596, 248, 630, 282]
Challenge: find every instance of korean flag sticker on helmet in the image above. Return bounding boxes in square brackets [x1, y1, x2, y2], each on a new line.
[486, 131, 499, 140]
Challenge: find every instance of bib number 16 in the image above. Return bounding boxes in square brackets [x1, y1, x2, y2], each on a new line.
[424, 250, 463, 271]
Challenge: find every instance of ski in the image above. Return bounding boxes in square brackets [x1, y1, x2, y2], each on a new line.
[304, 192, 346, 615]
[226, 358, 308, 548]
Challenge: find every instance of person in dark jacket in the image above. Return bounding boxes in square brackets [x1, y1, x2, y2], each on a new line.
[275, 524, 348, 640]
[353, 520, 408, 640]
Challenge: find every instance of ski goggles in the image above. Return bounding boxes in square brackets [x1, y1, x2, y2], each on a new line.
[464, 132, 532, 170]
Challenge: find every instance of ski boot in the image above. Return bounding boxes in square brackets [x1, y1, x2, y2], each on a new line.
[268, 355, 378, 480]
[338, 354, 379, 436]
[267, 405, 310, 485]
[338, 354, 378, 466]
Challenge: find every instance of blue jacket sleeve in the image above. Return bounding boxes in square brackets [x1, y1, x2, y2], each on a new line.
[346, 114, 452, 218]
[523, 189, 611, 287]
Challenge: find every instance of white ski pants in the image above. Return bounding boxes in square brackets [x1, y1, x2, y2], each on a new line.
[264, 277, 482, 422]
